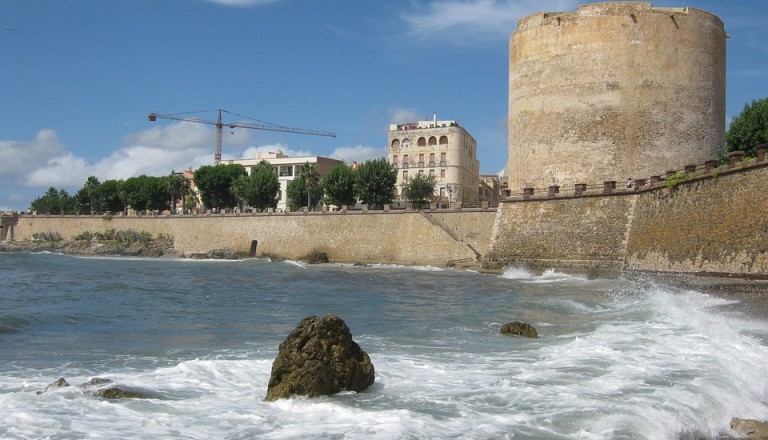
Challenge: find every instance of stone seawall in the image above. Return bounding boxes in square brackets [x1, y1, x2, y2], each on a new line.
[625, 164, 768, 276]
[11, 209, 496, 267]
[486, 159, 768, 277]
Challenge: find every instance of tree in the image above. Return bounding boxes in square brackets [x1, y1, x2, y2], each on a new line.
[30, 188, 77, 215]
[300, 162, 321, 210]
[246, 160, 280, 211]
[322, 164, 357, 208]
[354, 158, 397, 209]
[121, 175, 170, 212]
[194, 164, 247, 211]
[402, 173, 437, 208]
[726, 97, 768, 157]
[167, 172, 191, 214]
[230, 174, 249, 212]
[76, 176, 101, 214]
[98, 179, 125, 213]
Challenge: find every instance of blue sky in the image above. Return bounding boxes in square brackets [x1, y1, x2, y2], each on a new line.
[1, 0, 767, 211]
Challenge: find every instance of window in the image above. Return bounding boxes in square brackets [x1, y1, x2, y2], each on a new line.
[418, 170, 424, 176]
[403, 170, 408, 180]
[429, 153, 435, 167]
[439, 135, 448, 145]
[391, 139, 400, 149]
[418, 137, 427, 147]
[440, 169, 446, 178]
[429, 169, 435, 177]
[402, 139, 411, 148]
[392, 155, 398, 164]
[418, 153, 424, 167]
[428, 136, 437, 146]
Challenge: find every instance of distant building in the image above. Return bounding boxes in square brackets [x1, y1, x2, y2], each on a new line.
[479, 174, 501, 206]
[224, 150, 343, 211]
[388, 115, 480, 206]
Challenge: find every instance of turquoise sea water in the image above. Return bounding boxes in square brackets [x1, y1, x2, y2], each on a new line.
[1, 252, 767, 439]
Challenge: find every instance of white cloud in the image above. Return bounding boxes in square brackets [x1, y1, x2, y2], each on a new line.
[123, 121, 213, 151]
[0, 129, 67, 180]
[399, 0, 576, 46]
[388, 107, 424, 124]
[329, 145, 387, 163]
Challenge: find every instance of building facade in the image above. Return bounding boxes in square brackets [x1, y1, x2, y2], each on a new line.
[388, 116, 481, 206]
[223, 151, 343, 211]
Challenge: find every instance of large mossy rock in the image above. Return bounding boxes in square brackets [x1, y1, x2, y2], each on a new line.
[265, 314, 375, 402]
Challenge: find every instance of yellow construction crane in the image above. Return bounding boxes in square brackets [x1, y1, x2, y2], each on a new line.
[147, 109, 336, 164]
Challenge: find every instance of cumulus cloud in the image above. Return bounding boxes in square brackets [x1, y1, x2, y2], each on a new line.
[0, 129, 67, 180]
[240, 143, 315, 159]
[123, 122, 214, 151]
[399, 0, 576, 46]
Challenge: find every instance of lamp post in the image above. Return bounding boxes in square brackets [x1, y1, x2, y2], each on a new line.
[447, 183, 457, 208]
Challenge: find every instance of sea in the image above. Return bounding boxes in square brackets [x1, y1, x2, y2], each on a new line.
[1, 252, 767, 440]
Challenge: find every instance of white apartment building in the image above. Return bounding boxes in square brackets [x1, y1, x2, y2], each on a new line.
[223, 151, 343, 211]
[388, 115, 481, 206]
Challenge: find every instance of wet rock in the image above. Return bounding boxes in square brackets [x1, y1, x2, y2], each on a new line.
[265, 314, 375, 402]
[37, 377, 71, 394]
[500, 321, 539, 338]
[731, 418, 768, 439]
[37, 377, 147, 399]
[302, 251, 329, 264]
[187, 248, 239, 260]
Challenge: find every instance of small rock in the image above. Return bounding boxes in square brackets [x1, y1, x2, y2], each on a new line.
[500, 321, 539, 338]
[265, 314, 375, 401]
[731, 418, 768, 439]
[37, 377, 70, 394]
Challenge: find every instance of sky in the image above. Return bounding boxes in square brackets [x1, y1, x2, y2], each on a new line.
[1, 0, 767, 212]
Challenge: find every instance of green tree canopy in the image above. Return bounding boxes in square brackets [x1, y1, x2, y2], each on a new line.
[246, 160, 280, 211]
[98, 179, 125, 213]
[322, 164, 357, 207]
[30, 187, 77, 215]
[122, 175, 170, 212]
[194, 164, 247, 211]
[726, 97, 768, 157]
[75, 176, 101, 214]
[286, 162, 322, 211]
[402, 173, 437, 208]
[354, 158, 397, 209]
[167, 172, 191, 213]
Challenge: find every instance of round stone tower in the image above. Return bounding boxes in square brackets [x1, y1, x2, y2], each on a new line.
[506, 2, 725, 192]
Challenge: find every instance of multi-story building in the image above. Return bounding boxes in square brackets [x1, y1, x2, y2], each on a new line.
[223, 150, 343, 211]
[388, 115, 480, 206]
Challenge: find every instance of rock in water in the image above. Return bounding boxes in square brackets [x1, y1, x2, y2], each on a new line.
[731, 418, 768, 439]
[265, 314, 375, 401]
[500, 321, 539, 338]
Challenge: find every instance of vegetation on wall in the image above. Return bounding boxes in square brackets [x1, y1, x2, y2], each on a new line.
[726, 97, 768, 157]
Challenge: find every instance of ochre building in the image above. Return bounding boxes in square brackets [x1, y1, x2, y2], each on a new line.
[506, 2, 726, 193]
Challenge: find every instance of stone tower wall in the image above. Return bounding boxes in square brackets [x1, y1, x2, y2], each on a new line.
[506, 2, 725, 192]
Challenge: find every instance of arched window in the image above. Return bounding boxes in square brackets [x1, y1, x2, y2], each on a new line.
[439, 135, 448, 145]
[418, 137, 427, 147]
[428, 136, 437, 146]
[391, 139, 400, 149]
[402, 138, 411, 148]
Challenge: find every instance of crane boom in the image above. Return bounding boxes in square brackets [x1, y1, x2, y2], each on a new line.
[147, 109, 336, 164]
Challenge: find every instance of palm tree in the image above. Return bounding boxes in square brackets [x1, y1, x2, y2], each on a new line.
[167, 172, 191, 214]
[299, 162, 320, 210]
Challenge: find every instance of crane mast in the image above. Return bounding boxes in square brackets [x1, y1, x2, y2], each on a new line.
[147, 109, 336, 164]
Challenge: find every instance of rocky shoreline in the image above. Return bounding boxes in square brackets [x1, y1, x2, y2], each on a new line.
[0, 239, 240, 260]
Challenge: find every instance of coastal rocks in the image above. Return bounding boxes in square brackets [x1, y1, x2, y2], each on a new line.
[186, 248, 239, 260]
[37, 377, 147, 399]
[500, 321, 539, 338]
[265, 314, 375, 402]
[301, 250, 329, 264]
[731, 418, 768, 439]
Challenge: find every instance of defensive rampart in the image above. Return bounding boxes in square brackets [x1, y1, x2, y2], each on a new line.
[4, 152, 766, 277]
[9, 208, 496, 267]
[487, 150, 768, 277]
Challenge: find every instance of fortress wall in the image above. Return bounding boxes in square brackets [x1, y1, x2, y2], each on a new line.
[507, 2, 725, 192]
[484, 195, 634, 271]
[626, 163, 768, 276]
[12, 210, 495, 266]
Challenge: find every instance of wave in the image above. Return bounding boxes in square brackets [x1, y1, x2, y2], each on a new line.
[500, 266, 588, 283]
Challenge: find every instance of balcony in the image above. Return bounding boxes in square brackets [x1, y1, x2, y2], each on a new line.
[401, 163, 409, 169]
[429, 161, 436, 167]
[439, 161, 447, 167]
[418, 162, 425, 168]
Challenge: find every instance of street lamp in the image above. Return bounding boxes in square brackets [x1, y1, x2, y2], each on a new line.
[447, 183, 457, 208]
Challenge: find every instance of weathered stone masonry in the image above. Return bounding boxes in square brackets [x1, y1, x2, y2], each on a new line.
[7, 161, 767, 277]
